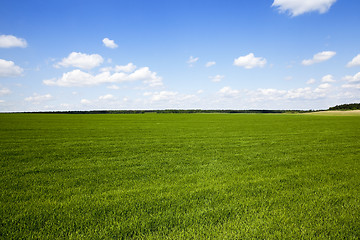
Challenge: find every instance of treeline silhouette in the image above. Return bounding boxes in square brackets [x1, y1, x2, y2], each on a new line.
[25, 109, 309, 114]
[10, 104, 359, 114]
[329, 103, 360, 110]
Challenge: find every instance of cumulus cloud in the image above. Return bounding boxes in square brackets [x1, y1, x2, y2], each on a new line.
[145, 91, 178, 101]
[130, 67, 163, 87]
[218, 86, 240, 97]
[233, 53, 267, 69]
[0, 86, 11, 96]
[102, 38, 118, 49]
[307, 78, 316, 84]
[205, 61, 216, 67]
[81, 99, 91, 104]
[44, 70, 103, 87]
[247, 87, 326, 102]
[107, 85, 120, 90]
[115, 63, 136, 72]
[250, 88, 287, 101]
[25, 93, 53, 103]
[302, 51, 336, 66]
[55, 52, 104, 69]
[101, 63, 136, 73]
[347, 54, 360, 68]
[342, 83, 360, 89]
[144, 91, 195, 103]
[272, 0, 337, 17]
[99, 94, 115, 100]
[187, 56, 199, 67]
[44, 65, 163, 87]
[321, 74, 336, 83]
[313, 83, 333, 95]
[0, 35, 27, 48]
[0, 59, 23, 77]
[342, 72, 360, 89]
[80, 98, 91, 104]
[342, 72, 360, 83]
[210, 75, 224, 82]
[284, 87, 315, 99]
[317, 83, 332, 89]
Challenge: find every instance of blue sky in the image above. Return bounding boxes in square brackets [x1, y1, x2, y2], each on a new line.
[0, 0, 359, 111]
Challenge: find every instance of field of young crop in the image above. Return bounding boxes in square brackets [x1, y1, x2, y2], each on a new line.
[1, 113, 359, 239]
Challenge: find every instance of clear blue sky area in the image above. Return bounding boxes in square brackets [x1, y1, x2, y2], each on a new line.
[1, 0, 359, 111]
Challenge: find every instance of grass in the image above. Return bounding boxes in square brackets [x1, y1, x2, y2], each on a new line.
[0, 113, 359, 239]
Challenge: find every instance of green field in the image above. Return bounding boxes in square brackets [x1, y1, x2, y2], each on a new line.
[1, 113, 359, 239]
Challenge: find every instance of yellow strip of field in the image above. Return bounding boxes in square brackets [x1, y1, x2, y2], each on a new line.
[304, 110, 360, 116]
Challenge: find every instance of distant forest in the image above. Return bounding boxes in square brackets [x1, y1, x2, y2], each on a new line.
[22, 109, 309, 114]
[329, 103, 360, 110]
[9, 104, 359, 114]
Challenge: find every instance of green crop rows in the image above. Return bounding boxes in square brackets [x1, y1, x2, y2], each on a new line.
[1, 113, 359, 239]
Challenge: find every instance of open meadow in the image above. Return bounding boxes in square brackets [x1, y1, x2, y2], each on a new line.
[1, 113, 359, 239]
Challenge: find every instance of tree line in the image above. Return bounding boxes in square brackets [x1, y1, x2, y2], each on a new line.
[22, 109, 307, 114]
[329, 103, 360, 110]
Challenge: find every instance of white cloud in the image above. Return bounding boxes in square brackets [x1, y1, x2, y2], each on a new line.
[321, 74, 335, 83]
[59, 103, 71, 109]
[107, 85, 120, 90]
[99, 94, 115, 100]
[272, 0, 337, 17]
[143, 92, 152, 96]
[307, 78, 316, 84]
[146, 91, 178, 101]
[313, 83, 332, 95]
[284, 76, 293, 81]
[343, 72, 360, 83]
[210, 75, 224, 82]
[233, 53, 267, 69]
[44, 70, 104, 87]
[44, 66, 163, 87]
[312, 82, 332, 95]
[55, 52, 104, 69]
[205, 61, 216, 67]
[143, 91, 196, 104]
[342, 83, 360, 89]
[115, 63, 136, 73]
[0, 86, 11, 96]
[218, 86, 240, 97]
[0, 35, 27, 48]
[25, 93, 53, 103]
[302, 51, 336, 66]
[102, 38, 118, 49]
[252, 88, 287, 101]
[0, 59, 23, 77]
[100, 66, 112, 72]
[101, 63, 136, 73]
[187, 56, 199, 66]
[342, 72, 360, 89]
[131, 67, 163, 87]
[247, 87, 326, 102]
[284, 87, 314, 99]
[197, 89, 204, 94]
[347, 54, 360, 68]
[317, 83, 332, 89]
[81, 99, 91, 104]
